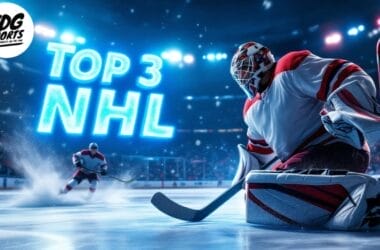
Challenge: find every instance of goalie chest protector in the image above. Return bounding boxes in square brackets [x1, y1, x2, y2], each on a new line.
[245, 170, 379, 230]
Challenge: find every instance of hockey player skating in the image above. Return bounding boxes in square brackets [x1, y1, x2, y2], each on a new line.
[60, 142, 108, 195]
[230, 41, 380, 181]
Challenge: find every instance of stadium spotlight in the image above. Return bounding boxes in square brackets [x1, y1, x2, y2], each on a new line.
[206, 53, 216, 61]
[183, 54, 195, 64]
[34, 24, 56, 38]
[357, 25, 365, 32]
[215, 53, 224, 60]
[60, 32, 75, 44]
[324, 32, 342, 46]
[377, 17, 380, 26]
[347, 27, 358, 36]
[161, 49, 182, 63]
[75, 36, 86, 44]
[203, 52, 227, 62]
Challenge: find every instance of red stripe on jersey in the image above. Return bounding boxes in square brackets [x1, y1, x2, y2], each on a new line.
[338, 90, 380, 122]
[95, 152, 105, 161]
[247, 143, 274, 154]
[243, 94, 261, 117]
[317, 59, 347, 101]
[248, 138, 268, 146]
[274, 50, 311, 77]
[81, 150, 91, 156]
[80, 149, 105, 160]
[331, 64, 362, 92]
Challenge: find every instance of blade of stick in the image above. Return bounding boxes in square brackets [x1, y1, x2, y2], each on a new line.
[151, 178, 244, 222]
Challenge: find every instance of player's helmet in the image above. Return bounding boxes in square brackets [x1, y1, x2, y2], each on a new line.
[89, 142, 98, 150]
[230, 41, 275, 98]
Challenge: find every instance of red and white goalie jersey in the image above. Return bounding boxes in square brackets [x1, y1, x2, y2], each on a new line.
[244, 50, 378, 165]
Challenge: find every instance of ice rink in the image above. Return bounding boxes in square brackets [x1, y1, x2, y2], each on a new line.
[1, 188, 380, 250]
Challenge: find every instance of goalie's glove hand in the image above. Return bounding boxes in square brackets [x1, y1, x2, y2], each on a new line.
[100, 168, 107, 176]
[231, 144, 261, 187]
[321, 110, 364, 149]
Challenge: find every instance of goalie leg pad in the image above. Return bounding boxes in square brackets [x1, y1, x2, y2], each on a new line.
[245, 170, 380, 230]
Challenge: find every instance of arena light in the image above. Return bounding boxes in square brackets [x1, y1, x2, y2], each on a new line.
[206, 53, 216, 61]
[347, 27, 358, 36]
[262, 0, 272, 10]
[183, 54, 195, 64]
[203, 52, 227, 62]
[368, 27, 380, 38]
[347, 24, 365, 36]
[35, 24, 56, 38]
[324, 32, 342, 46]
[60, 32, 75, 44]
[215, 53, 224, 60]
[377, 17, 380, 26]
[161, 49, 182, 63]
[75, 36, 86, 45]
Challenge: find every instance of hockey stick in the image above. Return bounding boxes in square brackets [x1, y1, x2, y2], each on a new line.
[151, 178, 244, 222]
[151, 156, 278, 222]
[79, 166, 135, 184]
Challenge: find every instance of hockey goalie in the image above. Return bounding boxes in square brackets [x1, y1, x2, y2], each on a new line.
[230, 41, 380, 230]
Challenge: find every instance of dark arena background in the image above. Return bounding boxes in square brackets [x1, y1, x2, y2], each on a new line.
[0, 1, 380, 249]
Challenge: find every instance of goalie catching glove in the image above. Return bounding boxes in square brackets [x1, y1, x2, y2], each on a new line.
[231, 144, 279, 186]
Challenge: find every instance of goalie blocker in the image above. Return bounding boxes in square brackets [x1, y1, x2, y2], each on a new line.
[245, 169, 380, 230]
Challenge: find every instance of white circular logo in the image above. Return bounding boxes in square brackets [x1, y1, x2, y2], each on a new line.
[0, 2, 34, 58]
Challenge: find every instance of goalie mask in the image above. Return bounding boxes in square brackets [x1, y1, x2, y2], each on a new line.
[230, 42, 275, 98]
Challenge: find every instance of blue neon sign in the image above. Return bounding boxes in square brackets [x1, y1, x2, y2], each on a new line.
[37, 42, 175, 139]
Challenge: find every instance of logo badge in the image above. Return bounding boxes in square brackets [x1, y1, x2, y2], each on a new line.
[0, 2, 34, 58]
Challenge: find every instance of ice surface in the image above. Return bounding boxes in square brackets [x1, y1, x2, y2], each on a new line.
[1, 189, 380, 250]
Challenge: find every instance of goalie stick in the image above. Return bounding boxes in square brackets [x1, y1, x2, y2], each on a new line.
[151, 156, 278, 222]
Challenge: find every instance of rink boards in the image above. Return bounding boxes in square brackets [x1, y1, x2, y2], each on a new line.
[0, 176, 231, 189]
